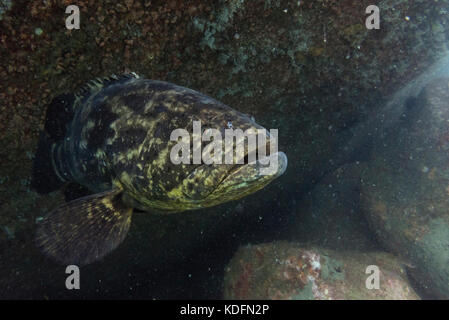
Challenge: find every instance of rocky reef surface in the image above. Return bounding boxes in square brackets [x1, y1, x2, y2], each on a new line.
[224, 242, 419, 300]
[360, 78, 449, 299]
[1, 0, 449, 299]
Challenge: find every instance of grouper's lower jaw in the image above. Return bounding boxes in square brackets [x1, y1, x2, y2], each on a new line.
[209, 151, 288, 200]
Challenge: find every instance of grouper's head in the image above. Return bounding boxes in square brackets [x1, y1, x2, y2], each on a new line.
[168, 118, 288, 211]
[119, 81, 287, 212]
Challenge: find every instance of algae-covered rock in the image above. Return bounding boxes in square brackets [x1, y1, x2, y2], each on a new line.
[361, 78, 449, 299]
[223, 242, 419, 300]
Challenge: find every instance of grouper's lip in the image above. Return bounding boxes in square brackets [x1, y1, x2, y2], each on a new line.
[219, 151, 288, 187]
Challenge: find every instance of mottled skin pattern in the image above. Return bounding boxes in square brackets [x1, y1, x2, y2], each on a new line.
[51, 75, 286, 213]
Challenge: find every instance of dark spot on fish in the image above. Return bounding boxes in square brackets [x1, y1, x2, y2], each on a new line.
[111, 127, 147, 151]
[85, 167, 102, 182]
[86, 101, 119, 149]
[153, 121, 173, 141]
[154, 104, 167, 113]
[132, 176, 148, 191]
[175, 92, 199, 106]
[142, 103, 171, 120]
[121, 94, 151, 113]
[149, 147, 158, 159]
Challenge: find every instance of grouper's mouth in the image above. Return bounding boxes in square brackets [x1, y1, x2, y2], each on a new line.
[217, 151, 288, 190]
[210, 151, 288, 198]
[216, 133, 288, 191]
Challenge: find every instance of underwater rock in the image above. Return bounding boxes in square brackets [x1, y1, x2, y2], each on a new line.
[286, 163, 377, 251]
[361, 78, 449, 299]
[223, 241, 419, 300]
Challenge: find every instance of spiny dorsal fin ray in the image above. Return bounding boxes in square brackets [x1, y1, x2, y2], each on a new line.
[74, 72, 141, 100]
[35, 188, 133, 266]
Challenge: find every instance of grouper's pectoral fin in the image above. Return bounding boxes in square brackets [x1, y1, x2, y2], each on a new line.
[36, 188, 133, 266]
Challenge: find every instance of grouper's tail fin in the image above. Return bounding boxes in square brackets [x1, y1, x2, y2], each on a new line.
[31, 93, 76, 194]
[31, 132, 64, 194]
[31, 73, 140, 194]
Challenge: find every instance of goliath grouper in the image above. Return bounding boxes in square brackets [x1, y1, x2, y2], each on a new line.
[32, 73, 287, 266]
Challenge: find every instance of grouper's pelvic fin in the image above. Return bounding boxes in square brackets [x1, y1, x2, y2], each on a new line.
[36, 188, 133, 266]
[31, 73, 141, 194]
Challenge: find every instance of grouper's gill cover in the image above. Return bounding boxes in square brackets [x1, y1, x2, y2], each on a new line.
[31, 73, 288, 266]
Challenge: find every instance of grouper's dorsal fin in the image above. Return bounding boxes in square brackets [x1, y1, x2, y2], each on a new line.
[35, 188, 133, 266]
[74, 72, 141, 100]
